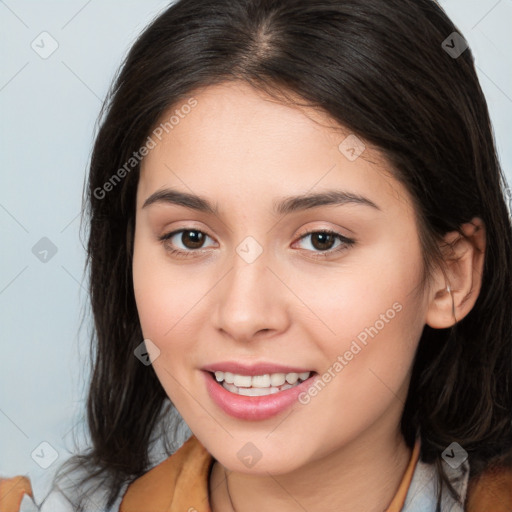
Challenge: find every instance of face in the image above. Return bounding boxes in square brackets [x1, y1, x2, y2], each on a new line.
[132, 81, 430, 474]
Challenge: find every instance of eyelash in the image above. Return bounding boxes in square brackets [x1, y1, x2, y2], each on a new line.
[158, 228, 356, 260]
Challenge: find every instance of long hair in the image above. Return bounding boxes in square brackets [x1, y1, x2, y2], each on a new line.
[54, 0, 512, 509]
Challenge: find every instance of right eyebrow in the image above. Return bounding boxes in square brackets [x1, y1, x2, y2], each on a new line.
[142, 188, 218, 214]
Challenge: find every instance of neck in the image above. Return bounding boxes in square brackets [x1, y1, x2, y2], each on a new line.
[209, 427, 412, 512]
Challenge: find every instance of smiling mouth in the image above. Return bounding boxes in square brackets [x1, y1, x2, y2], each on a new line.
[210, 370, 316, 396]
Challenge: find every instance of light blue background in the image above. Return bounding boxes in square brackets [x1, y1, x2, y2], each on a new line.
[1, 0, 511, 487]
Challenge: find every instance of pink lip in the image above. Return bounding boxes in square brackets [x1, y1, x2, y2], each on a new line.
[202, 370, 317, 421]
[202, 361, 313, 376]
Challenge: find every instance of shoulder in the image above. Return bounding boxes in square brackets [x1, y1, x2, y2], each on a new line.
[0, 417, 194, 512]
[1, 465, 128, 512]
[0, 474, 120, 512]
[0, 476, 33, 512]
[466, 464, 512, 511]
[119, 434, 214, 512]
[404, 455, 512, 512]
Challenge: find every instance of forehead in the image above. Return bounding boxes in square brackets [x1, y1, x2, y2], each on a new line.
[138, 81, 414, 217]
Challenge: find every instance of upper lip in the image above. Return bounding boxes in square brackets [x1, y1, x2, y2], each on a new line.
[202, 361, 314, 376]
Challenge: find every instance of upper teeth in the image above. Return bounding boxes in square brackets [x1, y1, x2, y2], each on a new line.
[214, 371, 311, 388]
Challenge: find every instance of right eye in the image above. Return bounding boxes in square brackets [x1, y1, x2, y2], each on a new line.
[159, 229, 217, 258]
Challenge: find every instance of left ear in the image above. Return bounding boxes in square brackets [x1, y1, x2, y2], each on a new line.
[425, 217, 486, 329]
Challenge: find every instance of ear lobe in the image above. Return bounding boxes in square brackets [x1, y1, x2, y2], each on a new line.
[426, 285, 457, 329]
[425, 218, 486, 329]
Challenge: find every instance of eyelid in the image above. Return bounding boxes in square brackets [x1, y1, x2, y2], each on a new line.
[292, 228, 355, 257]
[159, 227, 217, 247]
[295, 225, 353, 241]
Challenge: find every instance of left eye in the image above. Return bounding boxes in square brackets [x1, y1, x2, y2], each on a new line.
[294, 230, 355, 255]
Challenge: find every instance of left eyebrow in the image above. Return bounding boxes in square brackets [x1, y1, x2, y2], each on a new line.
[141, 188, 381, 215]
[273, 190, 381, 215]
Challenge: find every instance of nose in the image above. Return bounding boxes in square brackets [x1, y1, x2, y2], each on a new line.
[211, 248, 291, 343]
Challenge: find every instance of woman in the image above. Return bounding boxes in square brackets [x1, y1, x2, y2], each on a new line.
[2, 0, 511, 510]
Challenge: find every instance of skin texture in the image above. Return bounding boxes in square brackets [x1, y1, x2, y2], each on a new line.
[132, 81, 485, 511]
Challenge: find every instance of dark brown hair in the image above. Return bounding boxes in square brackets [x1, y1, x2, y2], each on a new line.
[54, 0, 512, 510]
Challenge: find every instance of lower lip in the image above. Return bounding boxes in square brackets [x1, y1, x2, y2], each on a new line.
[203, 370, 317, 421]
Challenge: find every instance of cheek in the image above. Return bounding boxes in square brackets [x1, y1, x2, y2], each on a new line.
[300, 230, 424, 348]
[302, 233, 426, 397]
[132, 230, 191, 351]
[132, 229, 222, 393]
[132, 238, 200, 409]
[133, 221, 196, 332]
